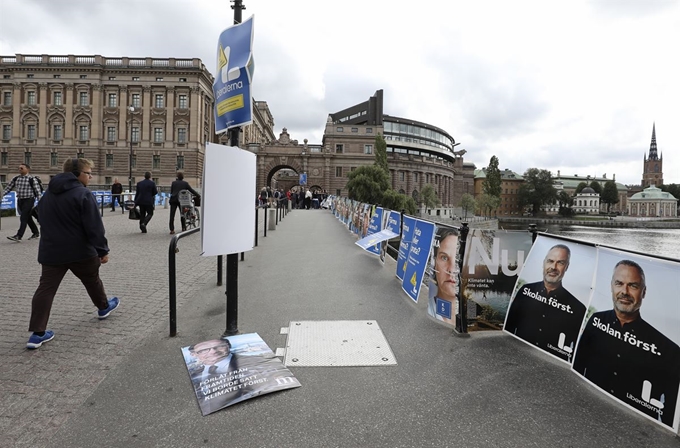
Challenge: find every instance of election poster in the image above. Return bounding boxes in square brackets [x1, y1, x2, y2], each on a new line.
[504, 234, 596, 363]
[401, 219, 436, 303]
[425, 225, 460, 326]
[380, 210, 401, 264]
[182, 333, 301, 416]
[2, 191, 16, 210]
[462, 230, 533, 331]
[572, 248, 680, 432]
[360, 207, 384, 255]
[396, 215, 416, 281]
[213, 16, 255, 133]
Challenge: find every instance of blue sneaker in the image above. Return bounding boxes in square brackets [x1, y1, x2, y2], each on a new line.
[98, 297, 120, 320]
[26, 330, 55, 349]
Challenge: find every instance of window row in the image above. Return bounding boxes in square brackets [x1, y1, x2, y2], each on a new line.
[1, 124, 189, 143]
[0, 151, 185, 171]
[383, 121, 453, 148]
[1, 91, 190, 109]
[335, 126, 374, 134]
[334, 144, 373, 154]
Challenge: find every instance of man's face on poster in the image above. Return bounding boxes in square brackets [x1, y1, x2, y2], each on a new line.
[611, 264, 646, 315]
[434, 235, 459, 301]
[191, 340, 231, 366]
[543, 247, 569, 286]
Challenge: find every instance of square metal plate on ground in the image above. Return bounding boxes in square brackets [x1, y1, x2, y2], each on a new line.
[282, 320, 397, 367]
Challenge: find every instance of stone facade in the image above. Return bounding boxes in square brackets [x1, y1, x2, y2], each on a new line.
[0, 54, 214, 189]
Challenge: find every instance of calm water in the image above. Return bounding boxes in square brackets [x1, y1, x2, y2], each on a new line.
[502, 223, 680, 261]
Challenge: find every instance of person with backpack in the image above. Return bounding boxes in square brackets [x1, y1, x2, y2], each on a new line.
[2, 163, 42, 241]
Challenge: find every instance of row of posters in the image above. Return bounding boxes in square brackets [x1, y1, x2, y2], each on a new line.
[341, 201, 679, 432]
[506, 234, 680, 431]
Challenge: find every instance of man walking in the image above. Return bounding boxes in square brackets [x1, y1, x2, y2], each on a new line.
[169, 171, 200, 234]
[26, 158, 119, 349]
[134, 171, 158, 233]
[2, 163, 42, 242]
[110, 177, 123, 212]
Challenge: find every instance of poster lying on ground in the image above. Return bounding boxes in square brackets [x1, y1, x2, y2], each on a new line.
[401, 219, 436, 303]
[425, 225, 460, 326]
[462, 230, 532, 330]
[504, 235, 595, 363]
[182, 333, 301, 416]
[571, 248, 680, 432]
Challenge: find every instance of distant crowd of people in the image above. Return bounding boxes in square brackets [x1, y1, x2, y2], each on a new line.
[257, 186, 328, 210]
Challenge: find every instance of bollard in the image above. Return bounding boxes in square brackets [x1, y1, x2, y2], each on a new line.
[254, 207, 259, 246]
[268, 208, 276, 231]
[217, 255, 223, 286]
[164, 196, 169, 209]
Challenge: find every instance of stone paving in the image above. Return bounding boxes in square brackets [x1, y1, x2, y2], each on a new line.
[0, 205, 271, 448]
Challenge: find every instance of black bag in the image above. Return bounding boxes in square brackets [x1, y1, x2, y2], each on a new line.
[124, 200, 136, 211]
[128, 207, 141, 220]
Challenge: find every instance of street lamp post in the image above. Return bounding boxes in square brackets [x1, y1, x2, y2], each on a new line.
[128, 106, 135, 193]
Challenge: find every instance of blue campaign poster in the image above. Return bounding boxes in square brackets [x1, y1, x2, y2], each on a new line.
[299, 173, 307, 186]
[401, 219, 436, 303]
[396, 215, 416, 281]
[2, 191, 16, 210]
[364, 207, 384, 255]
[213, 16, 255, 133]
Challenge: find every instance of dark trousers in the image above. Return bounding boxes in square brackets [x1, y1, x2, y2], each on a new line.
[111, 194, 122, 210]
[138, 204, 154, 227]
[17, 198, 39, 238]
[29, 256, 109, 332]
[169, 203, 186, 232]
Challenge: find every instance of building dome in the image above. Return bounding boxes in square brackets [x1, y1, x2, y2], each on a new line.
[580, 187, 596, 194]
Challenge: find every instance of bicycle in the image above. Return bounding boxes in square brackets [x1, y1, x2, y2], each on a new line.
[178, 190, 201, 229]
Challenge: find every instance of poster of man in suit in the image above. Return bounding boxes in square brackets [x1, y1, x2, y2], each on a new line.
[182, 333, 301, 415]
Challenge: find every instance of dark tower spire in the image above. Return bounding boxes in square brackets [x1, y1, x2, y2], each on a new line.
[648, 122, 658, 160]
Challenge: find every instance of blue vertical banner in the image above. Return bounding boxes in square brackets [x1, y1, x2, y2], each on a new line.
[299, 173, 307, 186]
[365, 207, 384, 255]
[396, 215, 416, 281]
[213, 15, 255, 134]
[401, 219, 436, 303]
[380, 210, 401, 264]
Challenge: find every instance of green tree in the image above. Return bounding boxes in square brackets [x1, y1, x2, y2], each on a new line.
[382, 189, 417, 215]
[346, 165, 389, 204]
[374, 133, 389, 174]
[420, 184, 441, 210]
[557, 191, 574, 217]
[483, 156, 502, 198]
[459, 193, 476, 220]
[589, 180, 603, 194]
[574, 182, 588, 194]
[517, 168, 557, 216]
[476, 193, 501, 217]
[660, 184, 680, 199]
[601, 180, 619, 212]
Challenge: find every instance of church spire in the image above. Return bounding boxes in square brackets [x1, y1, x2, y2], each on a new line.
[648, 122, 659, 160]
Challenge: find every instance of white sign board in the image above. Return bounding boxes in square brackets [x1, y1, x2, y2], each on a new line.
[201, 142, 256, 256]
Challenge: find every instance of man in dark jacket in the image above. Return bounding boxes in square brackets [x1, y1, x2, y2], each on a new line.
[110, 177, 123, 211]
[134, 171, 158, 233]
[26, 158, 119, 349]
[169, 171, 200, 234]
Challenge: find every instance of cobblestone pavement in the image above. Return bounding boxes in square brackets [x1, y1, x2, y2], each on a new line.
[0, 206, 272, 448]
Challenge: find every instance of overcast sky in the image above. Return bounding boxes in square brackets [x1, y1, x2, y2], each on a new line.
[1, 0, 678, 186]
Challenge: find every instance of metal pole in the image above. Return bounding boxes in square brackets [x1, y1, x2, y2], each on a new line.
[457, 222, 470, 334]
[223, 0, 245, 337]
[254, 206, 258, 246]
[217, 255, 223, 286]
[263, 204, 267, 237]
[128, 107, 133, 194]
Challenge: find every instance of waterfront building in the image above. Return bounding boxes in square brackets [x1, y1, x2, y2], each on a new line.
[572, 186, 600, 214]
[627, 184, 677, 217]
[552, 171, 627, 213]
[473, 168, 524, 216]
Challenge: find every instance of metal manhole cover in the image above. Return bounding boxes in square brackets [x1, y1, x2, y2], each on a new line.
[283, 320, 397, 367]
